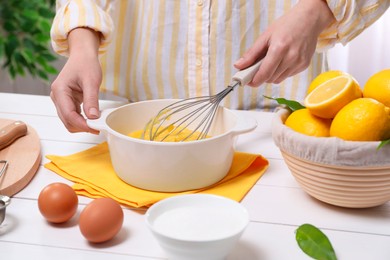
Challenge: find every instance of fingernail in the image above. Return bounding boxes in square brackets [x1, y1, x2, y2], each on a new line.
[234, 57, 244, 66]
[89, 108, 100, 118]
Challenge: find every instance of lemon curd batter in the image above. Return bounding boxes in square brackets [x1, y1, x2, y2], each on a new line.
[128, 126, 209, 142]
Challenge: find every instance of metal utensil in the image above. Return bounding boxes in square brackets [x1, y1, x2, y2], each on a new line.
[144, 60, 262, 141]
[0, 160, 8, 179]
[0, 195, 11, 225]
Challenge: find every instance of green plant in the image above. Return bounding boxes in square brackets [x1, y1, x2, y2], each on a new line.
[0, 0, 58, 81]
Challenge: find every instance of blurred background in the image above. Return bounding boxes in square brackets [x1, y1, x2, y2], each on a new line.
[0, 2, 389, 98]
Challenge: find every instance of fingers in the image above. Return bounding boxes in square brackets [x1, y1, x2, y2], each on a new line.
[234, 37, 267, 70]
[234, 1, 323, 88]
[82, 78, 101, 120]
[235, 39, 315, 87]
[234, 35, 269, 71]
[263, 46, 311, 84]
[236, 37, 288, 87]
[250, 42, 286, 86]
[50, 50, 102, 134]
[51, 79, 100, 134]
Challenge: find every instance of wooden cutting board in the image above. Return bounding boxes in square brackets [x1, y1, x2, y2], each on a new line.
[0, 119, 41, 196]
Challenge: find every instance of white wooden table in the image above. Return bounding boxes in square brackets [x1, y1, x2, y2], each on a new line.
[1, 92, 389, 260]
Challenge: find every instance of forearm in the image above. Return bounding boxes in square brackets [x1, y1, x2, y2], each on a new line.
[51, 0, 114, 56]
[296, 0, 336, 35]
[68, 28, 100, 58]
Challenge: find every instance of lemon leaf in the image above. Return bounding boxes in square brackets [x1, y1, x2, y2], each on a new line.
[263, 95, 305, 111]
[377, 139, 390, 150]
[296, 224, 337, 260]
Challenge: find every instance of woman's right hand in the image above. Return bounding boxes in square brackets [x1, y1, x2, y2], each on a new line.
[50, 28, 102, 134]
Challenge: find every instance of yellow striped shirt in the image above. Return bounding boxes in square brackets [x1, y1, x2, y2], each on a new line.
[50, 0, 389, 110]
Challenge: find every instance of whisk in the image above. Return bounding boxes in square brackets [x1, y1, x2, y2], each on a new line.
[143, 60, 262, 142]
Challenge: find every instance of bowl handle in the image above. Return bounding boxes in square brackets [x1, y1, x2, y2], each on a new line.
[231, 116, 257, 136]
[86, 108, 115, 132]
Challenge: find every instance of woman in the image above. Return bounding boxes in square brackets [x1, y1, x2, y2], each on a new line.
[50, 0, 389, 133]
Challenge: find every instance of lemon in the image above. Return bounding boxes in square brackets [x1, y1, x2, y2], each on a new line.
[307, 70, 346, 94]
[304, 75, 362, 119]
[285, 109, 332, 137]
[330, 98, 390, 141]
[362, 69, 390, 107]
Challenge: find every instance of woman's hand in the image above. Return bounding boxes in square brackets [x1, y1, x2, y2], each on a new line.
[50, 28, 102, 133]
[234, 0, 335, 86]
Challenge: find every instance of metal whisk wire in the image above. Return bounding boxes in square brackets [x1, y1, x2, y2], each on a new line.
[147, 82, 239, 141]
[143, 60, 262, 142]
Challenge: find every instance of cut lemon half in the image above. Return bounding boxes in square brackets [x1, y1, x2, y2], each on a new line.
[307, 70, 346, 94]
[304, 75, 362, 119]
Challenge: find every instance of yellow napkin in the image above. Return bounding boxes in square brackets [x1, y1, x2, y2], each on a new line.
[45, 142, 269, 208]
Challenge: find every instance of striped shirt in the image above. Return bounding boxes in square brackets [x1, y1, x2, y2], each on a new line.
[51, 0, 389, 110]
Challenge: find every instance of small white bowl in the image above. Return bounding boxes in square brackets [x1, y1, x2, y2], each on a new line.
[145, 194, 249, 260]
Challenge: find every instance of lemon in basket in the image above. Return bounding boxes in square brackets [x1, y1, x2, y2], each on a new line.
[362, 69, 390, 107]
[304, 75, 362, 119]
[307, 70, 346, 94]
[330, 98, 390, 141]
[285, 109, 332, 137]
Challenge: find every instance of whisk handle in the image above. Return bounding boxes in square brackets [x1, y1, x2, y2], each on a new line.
[232, 60, 262, 86]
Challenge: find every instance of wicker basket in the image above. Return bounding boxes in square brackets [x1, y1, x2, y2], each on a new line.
[273, 108, 390, 208]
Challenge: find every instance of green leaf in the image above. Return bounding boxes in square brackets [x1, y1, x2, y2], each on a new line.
[263, 95, 305, 111]
[37, 69, 49, 81]
[3, 20, 16, 31]
[296, 224, 337, 260]
[0, 37, 4, 59]
[22, 9, 40, 20]
[43, 64, 58, 74]
[8, 64, 16, 79]
[38, 7, 55, 19]
[15, 62, 26, 76]
[36, 56, 49, 68]
[34, 33, 51, 43]
[38, 19, 52, 33]
[40, 52, 57, 62]
[377, 139, 390, 150]
[4, 35, 19, 59]
[20, 49, 34, 64]
[25, 63, 38, 77]
[21, 21, 37, 33]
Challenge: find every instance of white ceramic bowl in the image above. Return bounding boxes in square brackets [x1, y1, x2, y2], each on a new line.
[87, 99, 256, 192]
[145, 194, 249, 260]
[273, 108, 390, 208]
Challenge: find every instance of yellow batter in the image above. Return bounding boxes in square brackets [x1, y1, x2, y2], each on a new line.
[128, 126, 208, 142]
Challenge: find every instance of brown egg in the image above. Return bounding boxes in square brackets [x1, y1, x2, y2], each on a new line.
[38, 183, 78, 223]
[79, 198, 124, 243]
